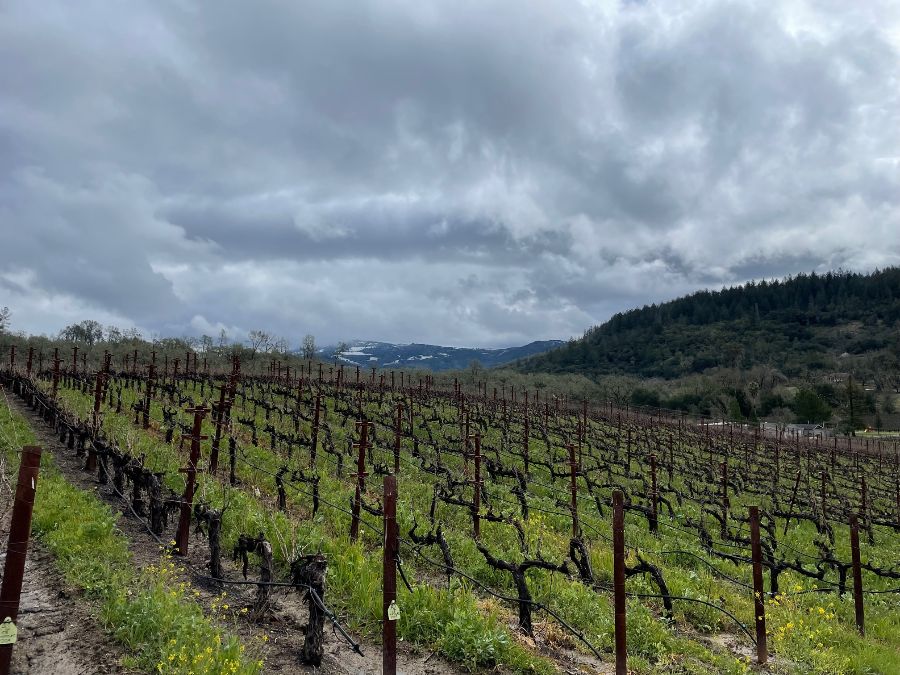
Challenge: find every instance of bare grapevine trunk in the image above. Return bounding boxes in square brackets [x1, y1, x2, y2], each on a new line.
[292, 554, 328, 666]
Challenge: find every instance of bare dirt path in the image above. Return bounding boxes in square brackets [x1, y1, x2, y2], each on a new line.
[0, 485, 128, 674]
[4, 390, 461, 675]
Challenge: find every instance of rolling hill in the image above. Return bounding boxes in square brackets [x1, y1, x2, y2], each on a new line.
[520, 268, 900, 382]
[317, 339, 564, 371]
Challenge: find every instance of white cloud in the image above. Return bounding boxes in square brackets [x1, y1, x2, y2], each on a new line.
[1, 0, 899, 346]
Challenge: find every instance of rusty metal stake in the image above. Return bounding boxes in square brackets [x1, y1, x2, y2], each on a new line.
[0, 446, 42, 675]
[850, 514, 864, 635]
[349, 421, 370, 542]
[612, 490, 627, 675]
[175, 406, 208, 556]
[209, 384, 227, 473]
[310, 394, 321, 470]
[393, 403, 403, 474]
[87, 370, 103, 472]
[467, 433, 482, 539]
[749, 506, 767, 664]
[383, 474, 398, 675]
[143, 362, 155, 430]
[649, 454, 658, 535]
[568, 443, 580, 538]
[51, 351, 60, 400]
[721, 460, 729, 539]
[523, 393, 530, 476]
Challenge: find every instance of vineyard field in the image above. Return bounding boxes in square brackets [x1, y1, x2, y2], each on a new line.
[2, 355, 899, 675]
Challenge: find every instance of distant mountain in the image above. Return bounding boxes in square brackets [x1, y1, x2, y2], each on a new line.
[520, 268, 900, 381]
[316, 339, 564, 371]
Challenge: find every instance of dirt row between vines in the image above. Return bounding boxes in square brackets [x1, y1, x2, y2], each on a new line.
[4, 391, 461, 674]
[0, 509, 128, 675]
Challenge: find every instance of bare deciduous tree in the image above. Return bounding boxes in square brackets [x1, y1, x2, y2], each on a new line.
[248, 330, 271, 357]
[302, 334, 317, 360]
[271, 336, 289, 354]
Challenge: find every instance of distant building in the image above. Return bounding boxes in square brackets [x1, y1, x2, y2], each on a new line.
[785, 423, 829, 438]
[823, 372, 849, 384]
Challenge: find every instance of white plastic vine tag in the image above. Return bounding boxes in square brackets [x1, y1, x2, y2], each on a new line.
[387, 600, 400, 621]
[0, 617, 17, 645]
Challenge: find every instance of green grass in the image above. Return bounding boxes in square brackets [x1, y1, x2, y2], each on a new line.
[47, 383, 557, 673]
[0, 394, 261, 675]
[39, 375, 900, 674]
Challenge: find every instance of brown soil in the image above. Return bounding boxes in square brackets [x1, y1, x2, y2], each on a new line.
[0, 462, 129, 673]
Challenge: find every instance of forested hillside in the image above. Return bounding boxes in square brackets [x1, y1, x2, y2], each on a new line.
[522, 269, 900, 385]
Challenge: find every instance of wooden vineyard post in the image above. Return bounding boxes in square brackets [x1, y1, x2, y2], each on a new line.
[349, 421, 371, 542]
[209, 383, 227, 473]
[0, 446, 42, 675]
[463, 408, 470, 474]
[310, 393, 321, 470]
[649, 454, 658, 535]
[582, 399, 588, 449]
[568, 443, 580, 538]
[51, 351, 60, 401]
[849, 515, 864, 636]
[393, 403, 403, 474]
[612, 490, 627, 675]
[720, 460, 729, 539]
[626, 428, 632, 474]
[860, 475, 872, 543]
[468, 433, 482, 539]
[523, 392, 530, 475]
[749, 506, 767, 664]
[143, 361, 155, 430]
[783, 469, 802, 535]
[25, 347, 33, 378]
[175, 406, 208, 556]
[87, 369, 103, 472]
[383, 474, 398, 675]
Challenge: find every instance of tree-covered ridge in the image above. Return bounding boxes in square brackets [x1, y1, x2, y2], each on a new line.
[522, 268, 900, 381]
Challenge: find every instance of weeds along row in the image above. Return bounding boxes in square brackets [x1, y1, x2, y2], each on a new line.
[7, 359, 900, 674]
[0, 392, 264, 675]
[8, 372, 561, 674]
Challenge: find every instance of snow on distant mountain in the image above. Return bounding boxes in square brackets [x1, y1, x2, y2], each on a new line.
[316, 339, 564, 371]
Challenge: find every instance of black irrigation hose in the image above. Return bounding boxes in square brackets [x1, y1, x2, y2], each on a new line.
[655, 550, 754, 591]
[395, 553, 414, 594]
[190, 575, 364, 656]
[395, 540, 606, 661]
[775, 584, 900, 597]
[233, 445, 386, 538]
[628, 591, 756, 644]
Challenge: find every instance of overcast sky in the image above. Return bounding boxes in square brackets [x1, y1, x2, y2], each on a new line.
[2, 1, 899, 348]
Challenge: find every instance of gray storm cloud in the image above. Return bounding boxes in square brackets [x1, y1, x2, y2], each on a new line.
[2, 0, 899, 347]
